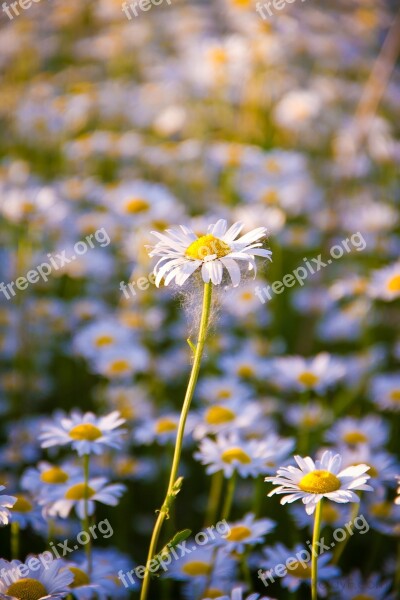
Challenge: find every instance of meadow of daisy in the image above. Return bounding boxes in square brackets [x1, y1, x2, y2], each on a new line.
[0, 1, 400, 599]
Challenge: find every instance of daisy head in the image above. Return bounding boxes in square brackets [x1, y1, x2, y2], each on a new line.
[148, 219, 272, 287]
[39, 411, 126, 456]
[0, 556, 74, 599]
[0, 485, 17, 526]
[265, 451, 373, 515]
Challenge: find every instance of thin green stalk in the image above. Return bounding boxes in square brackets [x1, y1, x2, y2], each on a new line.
[221, 470, 237, 521]
[140, 282, 213, 600]
[205, 471, 224, 526]
[332, 501, 359, 565]
[82, 454, 92, 576]
[311, 500, 323, 600]
[11, 522, 19, 559]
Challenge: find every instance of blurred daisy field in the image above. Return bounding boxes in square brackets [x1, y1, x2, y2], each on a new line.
[0, 0, 400, 599]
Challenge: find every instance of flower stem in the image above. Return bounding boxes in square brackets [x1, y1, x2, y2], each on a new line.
[140, 282, 213, 600]
[11, 522, 19, 559]
[205, 471, 224, 526]
[221, 470, 237, 521]
[82, 454, 92, 576]
[332, 500, 359, 565]
[311, 500, 323, 600]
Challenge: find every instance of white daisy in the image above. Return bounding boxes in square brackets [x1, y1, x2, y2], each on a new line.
[44, 476, 126, 519]
[148, 219, 272, 287]
[0, 486, 17, 526]
[325, 415, 389, 448]
[368, 262, 400, 301]
[213, 513, 275, 554]
[265, 451, 373, 515]
[209, 589, 274, 600]
[0, 556, 73, 599]
[370, 374, 400, 412]
[39, 411, 126, 456]
[271, 354, 345, 393]
[396, 477, 400, 506]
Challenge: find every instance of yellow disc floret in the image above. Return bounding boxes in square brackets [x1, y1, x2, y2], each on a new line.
[6, 578, 47, 600]
[69, 423, 102, 441]
[226, 525, 252, 542]
[185, 235, 231, 261]
[69, 567, 90, 588]
[299, 470, 341, 494]
[182, 561, 211, 577]
[288, 562, 311, 578]
[40, 467, 69, 484]
[205, 406, 235, 426]
[65, 483, 95, 500]
[342, 431, 368, 445]
[124, 198, 150, 214]
[387, 275, 400, 293]
[297, 372, 319, 387]
[221, 448, 251, 464]
[13, 495, 33, 513]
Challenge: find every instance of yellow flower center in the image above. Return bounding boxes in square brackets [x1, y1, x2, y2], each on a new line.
[208, 48, 228, 66]
[240, 291, 254, 301]
[40, 467, 69, 484]
[117, 458, 138, 477]
[221, 448, 251, 464]
[369, 502, 392, 519]
[262, 190, 279, 205]
[230, 0, 251, 8]
[155, 418, 177, 434]
[265, 158, 282, 174]
[205, 406, 236, 426]
[288, 562, 311, 578]
[182, 561, 211, 577]
[21, 201, 36, 214]
[107, 359, 131, 375]
[387, 275, 400, 293]
[365, 464, 378, 478]
[204, 589, 225, 599]
[321, 503, 340, 524]
[390, 389, 400, 402]
[13, 495, 33, 513]
[342, 431, 369, 445]
[124, 198, 150, 214]
[216, 389, 232, 400]
[6, 579, 47, 600]
[237, 365, 255, 378]
[226, 525, 252, 542]
[185, 234, 231, 261]
[352, 596, 374, 600]
[65, 483, 95, 500]
[69, 423, 102, 441]
[299, 470, 341, 494]
[297, 372, 319, 387]
[69, 567, 90, 588]
[94, 334, 114, 348]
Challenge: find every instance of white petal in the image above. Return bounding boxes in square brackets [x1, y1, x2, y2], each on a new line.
[220, 257, 241, 287]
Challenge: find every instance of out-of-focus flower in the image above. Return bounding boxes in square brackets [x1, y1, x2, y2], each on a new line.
[0, 556, 73, 599]
[272, 354, 345, 393]
[368, 262, 400, 301]
[0, 485, 16, 526]
[40, 411, 126, 456]
[370, 374, 400, 412]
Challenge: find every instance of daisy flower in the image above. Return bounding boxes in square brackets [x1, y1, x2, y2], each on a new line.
[259, 543, 339, 595]
[396, 477, 400, 505]
[0, 556, 73, 599]
[205, 589, 274, 600]
[0, 486, 16, 526]
[148, 219, 272, 287]
[214, 513, 275, 554]
[368, 262, 400, 301]
[271, 354, 345, 393]
[331, 571, 395, 600]
[370, 374, 400, 412]
[39, 411, 126, 456]
[265, 451, 373, 515]
[195, 433, 274, 478]
[44, 476, 126, 519]
[325, 415, 388, 448]
[285, 402, 333, 430]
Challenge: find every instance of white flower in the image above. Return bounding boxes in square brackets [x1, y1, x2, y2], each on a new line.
[395, 477, 400, 505]
[40, 411, 126, 456]
[325, 415, 389, 448]
[213, 513, 275, 554]
[44, 476, 126, 519]
[271, 353, 345, 393]
[370, 374, 400, 412]
[266, 451, 373, 515]
[0, 556, 73, 599]
[368, 262, 400, 301]
[0, 486, 17, 526]
[148, 219, 272, 287]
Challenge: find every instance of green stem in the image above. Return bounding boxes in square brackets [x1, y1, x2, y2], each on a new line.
[332, 501, 359, 565]
[140, 282, 213, 600]
[82, 454, 92, 576]
[11, 522, 19, 559]
[311, 500, 323, 600]
[205, 471, 224, 526]
[221, 471, 237, 521]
